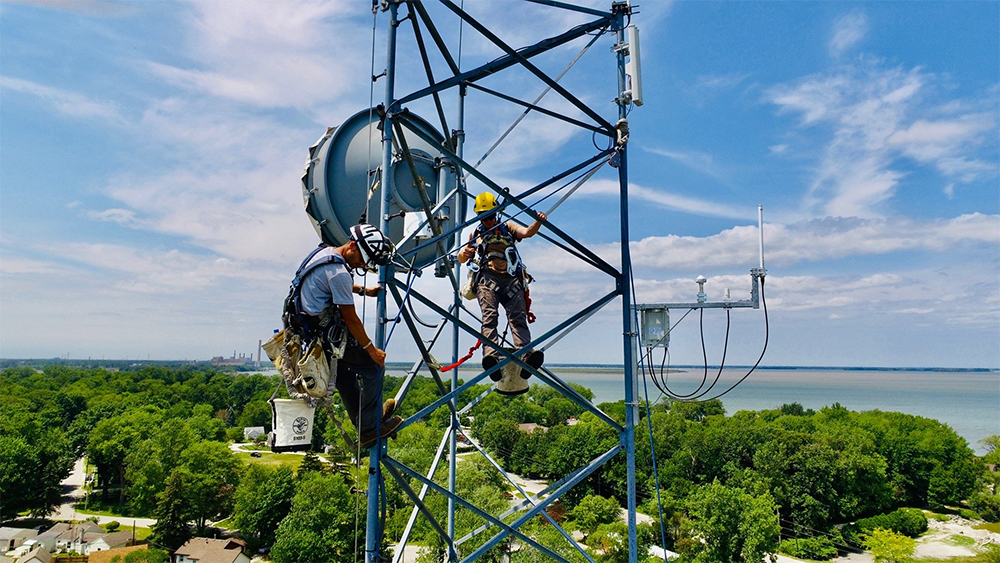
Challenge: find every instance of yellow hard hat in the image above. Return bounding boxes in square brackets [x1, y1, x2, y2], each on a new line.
[474, 192, 498, 214]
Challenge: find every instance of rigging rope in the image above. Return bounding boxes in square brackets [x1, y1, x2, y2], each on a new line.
[384, 267, 419, 349]
[470, 30, 604, 173]
[356, 6, 380, 561]
[629, 261, 669, 553]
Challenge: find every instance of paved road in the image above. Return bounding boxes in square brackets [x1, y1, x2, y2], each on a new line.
[51, 458, 156, 527]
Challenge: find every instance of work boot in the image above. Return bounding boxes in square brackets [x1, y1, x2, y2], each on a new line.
[382, 399, 398, 422]
[483, 355, 501, 381]
[359, 416, 403, 450]
[521, 349, 544, 379]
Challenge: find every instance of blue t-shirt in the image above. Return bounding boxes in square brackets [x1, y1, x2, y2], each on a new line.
[298, 247, 355, 315]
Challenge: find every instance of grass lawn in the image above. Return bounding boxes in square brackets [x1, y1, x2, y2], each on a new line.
[235, 451, 305, 471]
[214, 518, 234, 530]
[945, 534, 978, 547]
[975, 521, 1000, 534]
[234, 442, 270, 451]
[916, 546, 1000, 563]
[72, 497, 152, 520]
[926, 511, 952, 522]
[128, 526, 153, 541]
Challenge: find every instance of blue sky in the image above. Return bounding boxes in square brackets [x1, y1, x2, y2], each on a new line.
[1, 0, 997, 368]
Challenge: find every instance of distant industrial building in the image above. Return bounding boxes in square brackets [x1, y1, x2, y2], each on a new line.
[211, 351, 253, 366]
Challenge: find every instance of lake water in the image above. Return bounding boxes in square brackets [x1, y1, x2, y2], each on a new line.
[544, 367, 999, 455]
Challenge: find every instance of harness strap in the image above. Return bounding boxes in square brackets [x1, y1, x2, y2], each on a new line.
[286, 245, 348, 337]
[475, 221, 522, 272]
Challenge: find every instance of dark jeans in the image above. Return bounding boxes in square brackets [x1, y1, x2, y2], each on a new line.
[333, 340, 382, 432]
[476, 269, 530, 359]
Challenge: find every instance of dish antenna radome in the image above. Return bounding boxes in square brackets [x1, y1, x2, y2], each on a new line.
[302, 108, 457, 270]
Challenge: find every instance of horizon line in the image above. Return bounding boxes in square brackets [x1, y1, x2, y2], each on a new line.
[1, 358, 996, 372]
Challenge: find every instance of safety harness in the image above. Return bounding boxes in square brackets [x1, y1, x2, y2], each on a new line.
[473, 221, 521, 276]
[283, 244, 347, 341]
[471, 221, 536, 324]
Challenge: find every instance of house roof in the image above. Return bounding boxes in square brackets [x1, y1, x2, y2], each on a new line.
[36, 523, 70, 539]
[174, 538, 247, 563]
[55, 522, 103, 541]
[20, 546, 51, 563]
[87, 544, 147, 563]
[93, 531, 132, 548]
[85, 532, 109, 543]
[0, 527, 37, 541]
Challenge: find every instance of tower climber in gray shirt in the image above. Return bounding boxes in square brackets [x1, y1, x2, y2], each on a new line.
[292, 224, 402, 448]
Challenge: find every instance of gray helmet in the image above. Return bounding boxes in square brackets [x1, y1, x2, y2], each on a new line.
[349, 224, 394, 272]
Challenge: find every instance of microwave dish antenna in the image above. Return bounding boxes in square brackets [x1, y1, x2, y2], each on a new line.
[302, 107, 458, 270]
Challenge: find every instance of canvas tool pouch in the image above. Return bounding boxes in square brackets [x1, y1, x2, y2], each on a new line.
[461, 269, 477, 301]
[294, 339, 331, 398]
[264, 329, 330, 399]
[263, 329, 299, 376]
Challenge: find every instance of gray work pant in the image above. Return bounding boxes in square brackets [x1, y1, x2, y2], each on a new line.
[476, 269, 530, 359]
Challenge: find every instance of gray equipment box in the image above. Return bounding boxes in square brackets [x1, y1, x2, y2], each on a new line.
[639, 307, 669, 349]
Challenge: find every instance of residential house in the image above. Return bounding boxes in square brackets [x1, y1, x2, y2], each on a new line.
[54, 522, 104, 554]
[172, 538, 249, 563]
[15, 546, 50, 563]
[31, 524, 68, 553]
[87, 545, 148, 563]
[88, 531, 132, 553]
[0, 528, 37, 552]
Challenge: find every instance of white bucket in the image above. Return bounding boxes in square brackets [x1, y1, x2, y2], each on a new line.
[495, 361, 529, 396]
[269, 398, 315, 452]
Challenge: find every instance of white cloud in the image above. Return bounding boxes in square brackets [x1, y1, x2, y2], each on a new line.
[626, 267, 996, 328]
[887, 116, 997, 181]
[830, 11, 868, 56]
[0, 256, 63, 275]
[528, 213, 999, 275]
[0, 76, 124, 122]
[86, 208, 137, 226]
[644, 147, 726, 180]
[576, 179, 749, 220]
[768, 58, 997, 217]
[145, 0, 369, 110]
[104, 164, 319, 264]
[35, 242, 281, 293]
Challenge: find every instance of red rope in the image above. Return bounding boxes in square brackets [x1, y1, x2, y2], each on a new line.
[440, 339, 482, 372]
